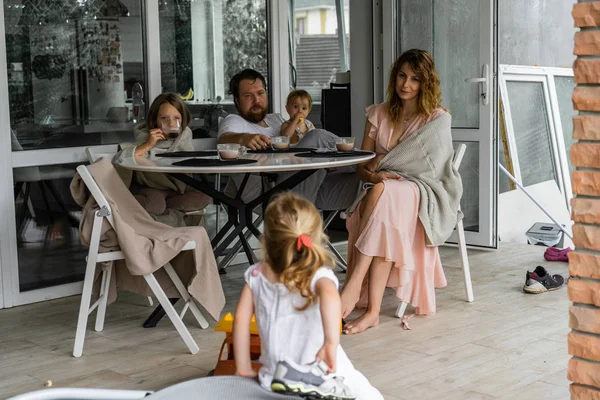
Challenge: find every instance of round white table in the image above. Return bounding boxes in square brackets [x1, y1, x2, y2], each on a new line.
[116, 150, 374, 174]
[116, 150, 374, 264]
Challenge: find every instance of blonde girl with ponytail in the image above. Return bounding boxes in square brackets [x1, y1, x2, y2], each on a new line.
[233, 192, 383, 400]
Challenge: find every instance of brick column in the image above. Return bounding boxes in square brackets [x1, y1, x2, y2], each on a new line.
[569, 2, 600, 399]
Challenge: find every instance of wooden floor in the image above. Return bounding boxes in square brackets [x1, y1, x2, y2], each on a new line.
[0, 242, 570, 399]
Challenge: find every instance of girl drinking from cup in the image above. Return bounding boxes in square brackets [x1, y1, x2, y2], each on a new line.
[118, 93, 211, 224]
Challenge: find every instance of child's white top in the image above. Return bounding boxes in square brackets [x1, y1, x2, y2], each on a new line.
[244, 263, 338, 389]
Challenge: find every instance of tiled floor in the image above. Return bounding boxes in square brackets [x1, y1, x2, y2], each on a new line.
[0, 241, 570, 399]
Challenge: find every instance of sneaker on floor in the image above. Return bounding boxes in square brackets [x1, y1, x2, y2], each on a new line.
[271, 359, 356, 400]
[523, 266, 565, 294]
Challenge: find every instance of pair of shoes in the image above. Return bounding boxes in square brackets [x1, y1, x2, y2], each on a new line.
[544, 247, 572, 262]
[271, 359, 356, 400]
[523, 266, 565, 294]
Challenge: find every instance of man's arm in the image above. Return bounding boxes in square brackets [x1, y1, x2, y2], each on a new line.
[218, 131, 250, 145]
[219, 131, 271, 150]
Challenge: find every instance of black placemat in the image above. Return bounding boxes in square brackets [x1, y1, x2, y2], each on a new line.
[156, 150, 217, 158]
[172, 158, 258, 167]
[294, 150, 373, 158]
[247, 147, 314, 154]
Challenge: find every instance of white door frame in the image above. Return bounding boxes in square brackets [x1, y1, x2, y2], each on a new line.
[269, 0, 290, 115]
[0, 0, 17, 308]
[380, 0, 497, 248]
[498, 64, 574, 209]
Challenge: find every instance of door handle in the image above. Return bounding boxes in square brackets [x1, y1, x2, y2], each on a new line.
[465, 64, 490, 106]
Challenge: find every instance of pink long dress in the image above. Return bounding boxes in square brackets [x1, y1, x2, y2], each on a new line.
[346, 103, 448, 315]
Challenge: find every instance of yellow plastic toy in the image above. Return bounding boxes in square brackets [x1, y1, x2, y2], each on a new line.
[213, 313, 262, 376]
[215, 312, 259, 335]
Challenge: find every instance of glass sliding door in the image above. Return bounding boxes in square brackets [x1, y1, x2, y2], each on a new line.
[1, 0, 147, 306]
[390, 0, 497, 247]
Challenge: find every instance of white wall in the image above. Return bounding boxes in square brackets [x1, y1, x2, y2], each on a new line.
[499, 0, 576, 67]
[298, 7, 349, 35]
[306, 9, 322, 33]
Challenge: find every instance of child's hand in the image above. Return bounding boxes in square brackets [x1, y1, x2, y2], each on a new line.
[290, 112, 303, 122]
[146, 128, 166, 148]
[315, 343, 337, 374]
[235, 367, 258, 379]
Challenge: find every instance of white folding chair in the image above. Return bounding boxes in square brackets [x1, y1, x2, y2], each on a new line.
[395, 143, 474, 318]
[86, 150, 154, 307]
[85, 148, 116, 164]
[73, 164, 209, 357]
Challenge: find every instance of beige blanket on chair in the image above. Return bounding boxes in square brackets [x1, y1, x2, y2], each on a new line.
[70, 158, 225, 320]
[378, 112, 463, 246]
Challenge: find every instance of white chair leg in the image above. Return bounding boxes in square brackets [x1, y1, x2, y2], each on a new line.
[163, 263, 209, 329]
[94, 262, 113, 332]
[395, 302, 408, 319]
[73, 215, 103, 358]
[143, 273, 200, 354]
[456, 218, 474, 302]
[327, 241, 347, 272]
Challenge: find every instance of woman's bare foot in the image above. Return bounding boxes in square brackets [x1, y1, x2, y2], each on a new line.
[340, 286, 361, 319]
[342, 311, 380, 335]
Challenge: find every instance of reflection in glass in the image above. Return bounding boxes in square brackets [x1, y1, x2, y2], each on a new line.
[398, 0, 480, 129]
[455, 142, 480, 232]
[159, 0, 268, 103]
[290, 0, 350, 101]
[506, 81, 558, 187]
[13, 163, 86, 291]
[554, 76, 576, 176]
[5, 0, 144, 150]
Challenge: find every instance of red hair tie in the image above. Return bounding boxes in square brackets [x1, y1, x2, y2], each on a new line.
[296, 234, 312, 252]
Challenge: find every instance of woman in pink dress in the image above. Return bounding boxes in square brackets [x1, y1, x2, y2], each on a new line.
[341, 49, 461, 335]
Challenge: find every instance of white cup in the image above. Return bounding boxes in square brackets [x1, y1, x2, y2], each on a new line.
[217, 144, 241, 161]
[335, 137, 355, 152]
[271, 136, 290, 150]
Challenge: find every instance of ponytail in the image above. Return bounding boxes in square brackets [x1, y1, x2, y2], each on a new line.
[262, 193, 334, 310]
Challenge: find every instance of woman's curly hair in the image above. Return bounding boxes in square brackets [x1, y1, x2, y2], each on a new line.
[386, 49, 442, 126]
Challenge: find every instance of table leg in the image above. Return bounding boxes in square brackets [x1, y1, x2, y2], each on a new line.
[238, 231, 256, 265]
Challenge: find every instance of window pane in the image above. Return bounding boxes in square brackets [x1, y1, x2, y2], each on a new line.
[159, 0, 268, 102]
[398, 0, 480, 129]
[506, 81, 558, 187]
[291, 0, 350, 102]
[6, 0, 145, 150]
[455, 141, 479, 232]
[554, 76, 577, 176]
[13, 163, 86, 292]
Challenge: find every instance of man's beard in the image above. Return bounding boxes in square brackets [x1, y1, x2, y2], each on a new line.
[241, 105, 267, 123]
